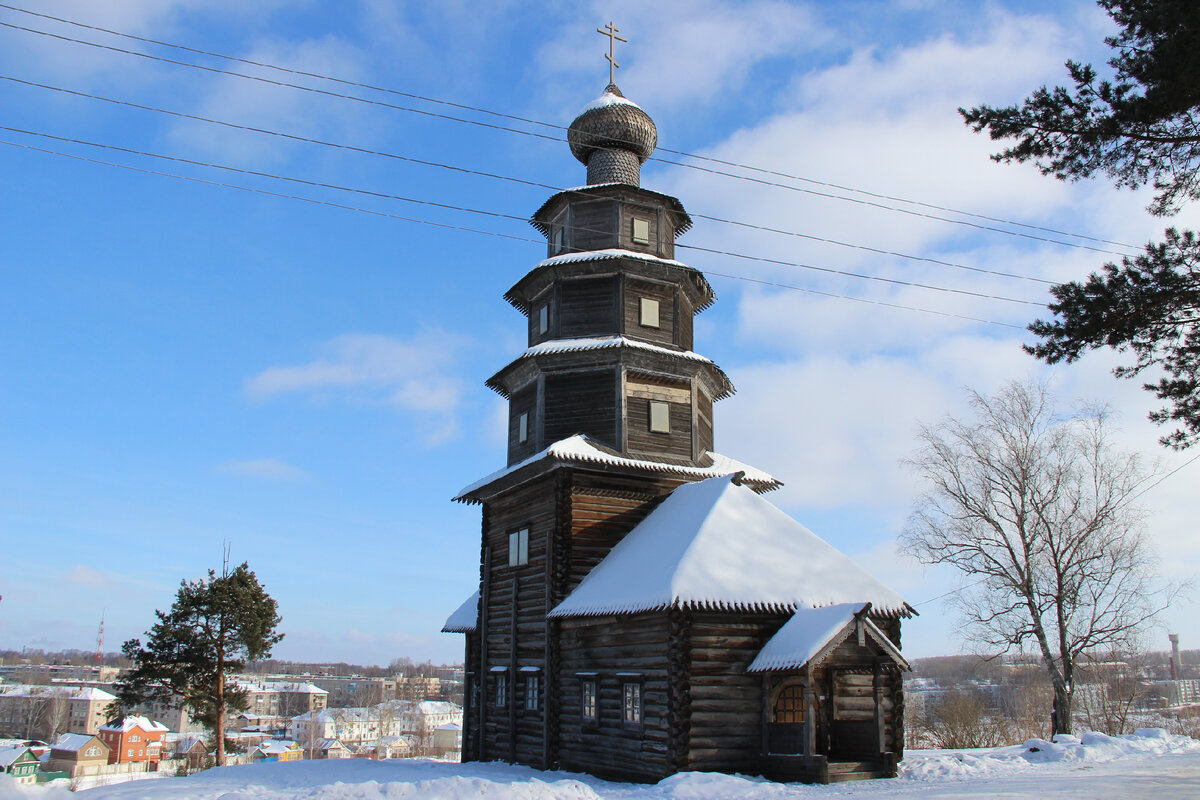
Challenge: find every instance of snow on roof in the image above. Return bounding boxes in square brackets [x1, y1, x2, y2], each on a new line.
[0, 746, 32, 768]
[577, 90, 644, 115]
[255, 739, 299, 754]
[51, 733, 100, 753]
[435, 722, 462, 731]
[441, 591, 479, 633]
[747, 603, 866, 672]
[487, 335, 733, 400]
[454, 434, 780, 503]
[234, 679, 327, 694]
[0, 684, 116, 701]
[99, 715, 168, 733]
[538, 247, 685, 270]
[549, 476, 910, 619]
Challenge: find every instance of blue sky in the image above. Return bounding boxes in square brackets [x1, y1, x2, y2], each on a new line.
[1, 0, 1197, 666]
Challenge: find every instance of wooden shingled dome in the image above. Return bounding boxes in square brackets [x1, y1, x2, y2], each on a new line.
[567, 84, 657, 186]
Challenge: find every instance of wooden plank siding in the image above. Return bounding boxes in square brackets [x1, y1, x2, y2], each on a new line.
[685, 614, 781, 774]
[479, 475, 558, 767]
[507, 384, 538, 466]
[557, 613, 673, 781]
[543, 370, 618, 449]
[625, 375, 694, 462]
[695, 389, 714, 456]
[622, 278, 676, 348]
[569, 199, 619, 253]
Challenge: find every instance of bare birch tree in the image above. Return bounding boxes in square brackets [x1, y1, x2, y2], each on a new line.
[901, 380, 1166, 736]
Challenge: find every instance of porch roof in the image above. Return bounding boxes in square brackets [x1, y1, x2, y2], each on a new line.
[748, 603, 911, 673]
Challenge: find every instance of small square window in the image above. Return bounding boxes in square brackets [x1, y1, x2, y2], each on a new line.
[631, 217, 650, 245]
[508, 529, 529, 567]
[639, 297, 660, 328]
[537, 304, 549, 335]
[525, 675, 540, 710]
[518, 412, 529, 444]
[581, 681, 598, 723]
[649, 401, 670, 433]
[623, 683, 642, 726]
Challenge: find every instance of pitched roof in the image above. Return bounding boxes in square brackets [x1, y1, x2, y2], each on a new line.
[748, 603, 910, 672]
[99, 715, 168, 733]
[549, 476, 910, 619]
[0, 746, 34, 769]
[441, 591, 479, 633]
[51, 733, 103, 753]
[454, 434, 780, 503]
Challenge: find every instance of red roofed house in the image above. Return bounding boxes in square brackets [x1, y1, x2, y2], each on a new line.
[98, 716, 168, 766]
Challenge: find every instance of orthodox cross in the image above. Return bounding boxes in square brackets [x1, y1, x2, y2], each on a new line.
[596, 21, 626, 85]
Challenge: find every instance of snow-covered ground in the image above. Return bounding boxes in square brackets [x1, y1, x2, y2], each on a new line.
[3, 730, 1198, 800]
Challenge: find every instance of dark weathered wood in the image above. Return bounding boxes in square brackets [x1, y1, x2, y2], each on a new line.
[543, 369, 618, 448]
[558, 275, 618, 337]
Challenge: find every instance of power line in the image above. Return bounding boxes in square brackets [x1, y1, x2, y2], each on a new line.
[0, 75, 1060, 292]
[0, 123, 1046, 307]
[0, 6, 1142, 255]
[0, 136, 1030, 329]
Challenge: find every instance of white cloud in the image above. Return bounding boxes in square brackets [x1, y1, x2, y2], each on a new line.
[217, 458, 310, 480]
[168, 35, 370, 166]
[245, 331, 470, 445]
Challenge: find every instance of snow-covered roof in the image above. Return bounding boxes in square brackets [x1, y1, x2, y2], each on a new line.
[99, 715, 168, 733]
[51, 733, 101, 753]
[255, 740, 299, 754]
[549, 476, 910, 619]
[455, 434, 780, 503]
[577, 91, 644, 115]
[441, 591, 479, 633]
[0, 746, 32, 768]
[487, 335, 734, 400]
[746, 603, 869, 672]
[539, 247, 685, 270]
[0, 684, 116, 701]
[234, 679, 327, 695]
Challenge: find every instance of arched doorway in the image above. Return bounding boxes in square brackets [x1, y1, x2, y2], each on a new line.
[767, 679, 824, 755]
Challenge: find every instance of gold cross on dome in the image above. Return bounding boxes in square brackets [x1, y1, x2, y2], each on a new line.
[597, 21, 627, 85]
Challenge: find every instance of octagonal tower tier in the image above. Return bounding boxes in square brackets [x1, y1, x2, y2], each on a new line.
[489, 85, 735, 468]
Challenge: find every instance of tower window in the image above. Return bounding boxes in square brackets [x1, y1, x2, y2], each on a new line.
[537, 304, 549, 335]
[518, 412, 529, 444]
[508, 529, 529, 567]
[581, 680, 598, 723]
[639, 297, 660, 328]
[649, 401, 670, 433]
[552, 227, 564, 254]
[631, 217, 650, 245]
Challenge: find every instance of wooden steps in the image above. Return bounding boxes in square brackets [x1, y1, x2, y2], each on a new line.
[827, 761, 889, 783]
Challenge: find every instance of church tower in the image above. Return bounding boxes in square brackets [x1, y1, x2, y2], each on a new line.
[445, 35, 909, 784]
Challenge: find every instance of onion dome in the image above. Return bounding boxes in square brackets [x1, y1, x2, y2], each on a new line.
[567, 84, 657, 186]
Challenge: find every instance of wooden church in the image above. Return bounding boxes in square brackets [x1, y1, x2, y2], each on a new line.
[443, 69, 914, 784]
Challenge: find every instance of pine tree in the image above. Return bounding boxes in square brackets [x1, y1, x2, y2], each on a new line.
[116, 562, 283, 766]
[961, 0, 1200, 447]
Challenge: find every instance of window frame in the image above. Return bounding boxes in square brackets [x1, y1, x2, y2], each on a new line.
[537, 303, 549, 335]
[517, 411, 529, 444]
[648, 400, 670, 434]
[495, 673, 508, 708]
[631, 217, 651, 245]
[508, 528, 529, 567]
[581, 680, 598, 726]
[524, 674, 540, 711]
[621, 681, 643, 729]
[639, 297, 660, 328]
